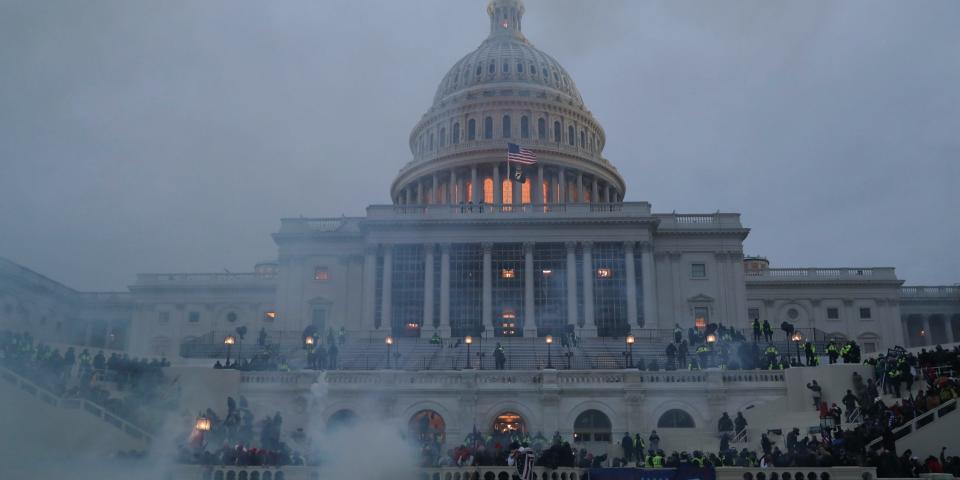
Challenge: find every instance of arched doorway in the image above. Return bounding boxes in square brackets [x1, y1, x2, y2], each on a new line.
[492, 411, 527, 435]
[657, 409, 696, 428]
[327, 409, 358, 431]
[573, 409, 612, 443]
[409, 410, 446, 444]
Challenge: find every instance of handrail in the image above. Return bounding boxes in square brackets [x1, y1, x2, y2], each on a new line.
[0, 365, 154, 443]
[866, 397, 957, 450]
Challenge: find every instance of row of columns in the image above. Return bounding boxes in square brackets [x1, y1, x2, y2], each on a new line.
[904, 314, 958, 346]
[361, 241, 658, 337]
[397, 164, 620, 206]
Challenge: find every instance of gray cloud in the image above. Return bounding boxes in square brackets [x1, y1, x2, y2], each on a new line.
[1, 0, 958, 290]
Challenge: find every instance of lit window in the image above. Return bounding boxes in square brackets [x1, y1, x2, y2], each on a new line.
[159, 312, 170, 324]
[501, 310, 516, 320]
[314, 267, 330, 281]
[263, 311, 277, 322]
[188, 312, 200, 323]
[542, 269, 553, 277]
[859, 308, 872, 319]
[827, 308, 839, 320]
[501, 268, 516, 279]
[691, 264, 706, 278]
[596, 268, 612, 279]
[501, 178, 512, 204]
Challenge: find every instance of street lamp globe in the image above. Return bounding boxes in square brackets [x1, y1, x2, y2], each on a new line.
[223, 335, 236, 346]
[626, 335, 635, 345]
[545, 335, 553, 344]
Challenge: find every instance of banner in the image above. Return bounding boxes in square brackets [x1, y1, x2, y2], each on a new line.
[588, 467, 716, 480]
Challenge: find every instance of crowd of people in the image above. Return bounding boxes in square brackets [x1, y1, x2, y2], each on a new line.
[0, 330, 175, 431]
[178, 395, 311, 467]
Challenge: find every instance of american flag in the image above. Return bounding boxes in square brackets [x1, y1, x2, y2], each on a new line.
[507, 143, 537, 165]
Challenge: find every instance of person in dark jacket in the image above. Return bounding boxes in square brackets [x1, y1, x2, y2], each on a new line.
[621, 432, 634, 462]
[717, 412, 734, 434]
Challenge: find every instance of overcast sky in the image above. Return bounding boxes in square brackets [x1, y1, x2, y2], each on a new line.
[1, 0, 958, 291]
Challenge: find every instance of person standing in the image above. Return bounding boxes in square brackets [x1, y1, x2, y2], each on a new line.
[752, 319, 762, 343]
[621, 432, 634, 463]
[666, 343, 677, 370]
[807, 380, 823, 410]
[762, 320, 773, 342]
[678, 341, 688, 369]
[494, 343, 506, 370]
[648, 430, 660, 453]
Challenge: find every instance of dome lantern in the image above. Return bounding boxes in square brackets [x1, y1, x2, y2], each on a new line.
[487, 0, 525, 39]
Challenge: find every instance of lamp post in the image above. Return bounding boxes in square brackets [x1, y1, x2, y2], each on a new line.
[304, 336, 315, 369]
[223, 335, 236, 366]
[625, 335, 635, 368]
[706, 334, 716, 368]
[464, 336, 473, 369]
[545, 335, 554, 369]
[195, 416, 211, 432]
[385, 336, 394, 369]
[791, 332, 803, 366]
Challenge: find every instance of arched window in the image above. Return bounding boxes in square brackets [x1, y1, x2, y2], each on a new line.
[521, 178, 531, 204]
[468, 119, 477, 141]
[502, 62, 509, 73]
[568, 126, 575, 146]
[573, 409, 612, 442]
[580, 130, 586, 148]
[501, 178, 512, 205]
[657, 409, 696, 428]
[517, 63, 524, 73]
[538, 118, 546, 139]
[542, 68, 549, 78]
[327, 409, 358, 431]
[530, 65, 537, 76]
[591, 133, 596, 152]
[429, 133, 434, 150]
[553, 121, 561, 143]
[453, 123, 460, 144]
[492, 412, 527, 434]
[439, 128, 446, 147]
[483, 178, 494, 204]
[484, 117, 494, 139]
[476, 65, 482, 76]
[502, 115, 511, 138]
[520, 116, 530, 139]
[488, 62, 496, 74]
[409, 410, 447, 444]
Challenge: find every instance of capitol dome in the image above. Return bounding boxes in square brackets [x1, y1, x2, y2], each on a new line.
[391, 0, 625, 207]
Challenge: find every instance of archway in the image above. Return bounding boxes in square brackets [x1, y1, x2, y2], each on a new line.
[657, 409, 696, 428]
[409, 410, 446, 444]
[492, 411, 526, 435]
[573, 409, 612, 443]
[327, 409, 358, 431]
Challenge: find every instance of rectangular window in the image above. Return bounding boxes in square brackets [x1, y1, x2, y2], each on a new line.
[263, 311, 277, 322]
[158, 312, 170, 324]
[391, 245, 425, 335]
[694, 307, 709, 326]
[492, 243, 524, 337]
[188, 312, 200, 323]
[312, 307, 327, 332]
[691, 263, 706, 278]
[450, 244, 483, 337]
[592, 242, 627, 337]
[748, 308, 760, 321]
[314, 267, 330, 281]
[859, 308, 872, 319]
[534, 243, 566, 336]
[827, 308, 839, 320]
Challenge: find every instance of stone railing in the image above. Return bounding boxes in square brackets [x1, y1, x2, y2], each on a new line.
[0, 365, 153, 443]
[866, 398, 957, 450]
[365, 202, 653, 219]
[746, 268, 898, 281]
[134, 272, 277, 286]
[401, 138, 618, 172]
[323, 368, 786, 391]
[900, 286, 960, 299]
[239, 372, 318, 385]
[654, 213, 744, 230]
[170, 465, 875, 480]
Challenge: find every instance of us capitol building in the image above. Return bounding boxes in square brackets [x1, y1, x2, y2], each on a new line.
[1, 0, 958, 458]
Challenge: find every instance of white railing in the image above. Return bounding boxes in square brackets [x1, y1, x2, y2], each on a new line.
[747, 268, 898, 281]
[365, 202, 653, 219]
[866, 398, 958, 450]
[135, 272, 277, 284]
[900, 286, 960, 298]
[0, 366, 153, 443]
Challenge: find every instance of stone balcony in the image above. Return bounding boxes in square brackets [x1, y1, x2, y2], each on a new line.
[900, 286, 960, 299]
[130, 272, 277, 290]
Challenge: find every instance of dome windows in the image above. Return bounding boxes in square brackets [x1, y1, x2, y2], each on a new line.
[439, 128, 446, 148]
[538, 118, 546, 140]
[553, 121, 561, 143]
[488, 62, 496, 74]
[484, 117, 493, 139]
[517, 63, 524, 73]
[453, 123, 461, 145]
[580, 130, 586, 148]
[520, 116, 530, 139]
[476, 65, 482, 76]
[502, 62, 509, 73]
[568, 125, 575, 146]
[502, 115, 511, 138]
[468, 119, 477, 141]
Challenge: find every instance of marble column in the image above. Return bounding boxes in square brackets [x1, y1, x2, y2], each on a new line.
[923, 315, 932, 345]
[416, 181, 423, 205]
[439, 244, 452, 337]
[471, 166, 478, 203]
[946, 318, 955, 344]
[380, 244, 393, 331]
[431, 173, 439, 204]
[423, 244, 435, 332]
[493, 164, 501, 206]
[482, 242, 493, 337]
[576, 172, 584, 203]
[624, 241, 638, 333]
[449, 170, 457, 204]
[582, 242, 596, 337]
[362, 246, 378, 332]
[558, 169, 567, 203]
[592, 178, 599, 204]
[513, 177, 522, 206]
[401, 190, 408, 205]
[523, 242, 537, 337]
[565, 241, 578, 330]
[640, 242, 658, 329]
[535, 164, 544, 206]
[605, 185, 612, 203]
